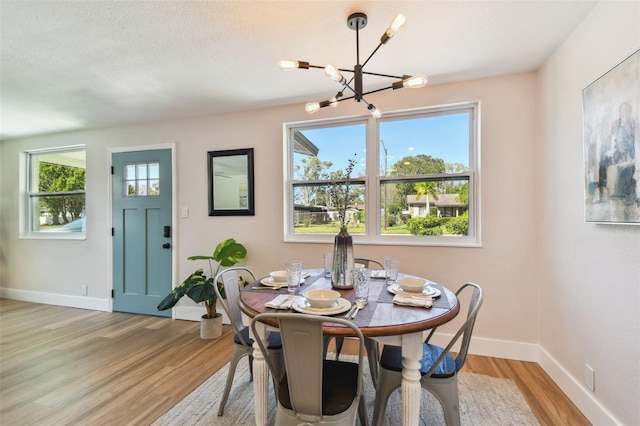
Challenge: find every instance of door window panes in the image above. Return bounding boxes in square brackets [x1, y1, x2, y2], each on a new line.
[125, 162, 160, 196]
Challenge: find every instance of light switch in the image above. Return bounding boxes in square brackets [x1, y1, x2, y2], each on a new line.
[181, 206, 189, 218]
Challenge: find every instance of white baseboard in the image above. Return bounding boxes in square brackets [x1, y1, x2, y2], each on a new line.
[430, 333, 540, 361]
[0, 290, 620, 425]
[537, 347, 620, 425]
[0, 287, 231, 324]
[0, 287, 110, 311]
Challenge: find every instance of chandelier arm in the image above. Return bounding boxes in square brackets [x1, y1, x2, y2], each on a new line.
[361, 85, 394, 97]
[361, 42, 384, 69]
[337, 81, 357, 97]
[361, 71, 405, 79]
[335, 94, 356, 102]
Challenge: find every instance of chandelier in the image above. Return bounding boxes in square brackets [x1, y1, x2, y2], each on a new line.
[279, 12, 427, 119]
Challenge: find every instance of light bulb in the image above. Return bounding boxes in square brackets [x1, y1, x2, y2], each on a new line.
[330, 91, 343, 107]
[279, 59, 298, 70]
[278, 59, 309, 70]
[403, 74, 428, 88]
[368, 104, 382, 119]
[386, 14, 406, 38]
[305, 102, 321, 114]
[324, 64, 345, 84]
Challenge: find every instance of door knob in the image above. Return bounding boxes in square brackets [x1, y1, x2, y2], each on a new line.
[162, 243, 171, 249]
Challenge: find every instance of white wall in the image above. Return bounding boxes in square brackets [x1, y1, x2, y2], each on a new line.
[537, 2, 640, 425]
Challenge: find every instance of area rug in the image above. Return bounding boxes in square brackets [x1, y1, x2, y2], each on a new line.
[153, 354, 538, 426]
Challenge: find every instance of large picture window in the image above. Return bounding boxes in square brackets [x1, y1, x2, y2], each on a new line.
[26, 146, 86, 237]
[285, 103, 479, 246]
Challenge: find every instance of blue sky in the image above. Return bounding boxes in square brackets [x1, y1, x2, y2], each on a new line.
[297, 112, 469, 177]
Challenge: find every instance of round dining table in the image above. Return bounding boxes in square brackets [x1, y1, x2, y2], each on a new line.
[238, 269, 460, 426]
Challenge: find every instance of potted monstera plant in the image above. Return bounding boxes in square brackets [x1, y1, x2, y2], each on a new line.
[157, 238, 247, 339]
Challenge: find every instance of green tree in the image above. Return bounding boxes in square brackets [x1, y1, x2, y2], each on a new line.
[39, 162, 85, 224]
[294, 156, 332, 205]
[387, 154, 446, 220]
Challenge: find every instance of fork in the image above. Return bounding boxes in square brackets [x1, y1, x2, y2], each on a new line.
[350, 301, 365, 319]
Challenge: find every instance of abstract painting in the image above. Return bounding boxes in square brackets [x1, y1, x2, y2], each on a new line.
[583, 49, 640, 224]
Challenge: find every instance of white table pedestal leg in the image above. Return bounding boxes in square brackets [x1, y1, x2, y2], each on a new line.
[251, 321, 268, 426]
[401, 333, 423, 426]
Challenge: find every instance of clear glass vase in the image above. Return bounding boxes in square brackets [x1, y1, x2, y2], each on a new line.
[331, 227, 354, 288]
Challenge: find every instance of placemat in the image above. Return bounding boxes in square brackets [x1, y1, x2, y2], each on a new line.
[246, 274, 322, 294]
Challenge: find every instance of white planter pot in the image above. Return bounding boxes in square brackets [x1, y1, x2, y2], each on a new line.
[200, 313, 223, 339]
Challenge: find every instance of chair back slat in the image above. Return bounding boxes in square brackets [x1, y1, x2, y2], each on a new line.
[424, 282, 483, 377]
[251, 312, 365, 422]
[279, 317, 325, 416]
[455, 283, 483, 370]
[215, 267, 256, 344]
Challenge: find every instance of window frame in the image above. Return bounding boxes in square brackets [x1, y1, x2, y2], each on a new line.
[283, 102, 480, 247]
[21, 145, 87, 240]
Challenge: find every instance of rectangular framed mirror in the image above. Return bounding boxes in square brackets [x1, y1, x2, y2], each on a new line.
[207, 148, 255, 216]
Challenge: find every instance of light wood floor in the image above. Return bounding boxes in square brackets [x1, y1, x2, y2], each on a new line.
[0, 299, 590, 425]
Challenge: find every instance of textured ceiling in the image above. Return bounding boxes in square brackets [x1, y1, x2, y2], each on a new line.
[0, 1, 597, 141]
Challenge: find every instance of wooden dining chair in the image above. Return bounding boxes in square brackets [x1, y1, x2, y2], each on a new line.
[251, 312, 369, 426]
[372, 282, 483, 426]
[214, 267, 283, 416]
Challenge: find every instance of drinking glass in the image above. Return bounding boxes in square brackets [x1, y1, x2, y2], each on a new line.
[352, 267, 370, 304]
[323, 252, 333, 278]
[383, 256, 399, 286]
[285, 260, 302, 294]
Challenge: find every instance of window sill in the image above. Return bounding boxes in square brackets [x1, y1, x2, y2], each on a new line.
[20, 232, 87, 241]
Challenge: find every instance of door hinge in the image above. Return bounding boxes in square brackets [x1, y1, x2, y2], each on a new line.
[111, 166, 114, 175]
[111, 289, 115, 298]
[111, 227, 114, 236]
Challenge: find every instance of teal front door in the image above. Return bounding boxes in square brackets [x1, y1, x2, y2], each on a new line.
[112, 149, 172, 317]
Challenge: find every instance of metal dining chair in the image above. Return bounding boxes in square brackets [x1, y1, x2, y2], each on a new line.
[214, 267, 283, 416]
[328, 257, 383, 388]
[251, 312, 369, 426]
[372, 282, 483, 426]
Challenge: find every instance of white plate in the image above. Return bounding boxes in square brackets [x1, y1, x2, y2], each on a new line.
[387, 283, 441, 298]
[260, 276, 306, 287]
[292, 297, 352, 316]
[260, 277, 284, 287]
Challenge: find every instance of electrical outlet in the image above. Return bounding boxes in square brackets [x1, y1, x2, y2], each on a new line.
[584, 364, 595, 392]
[81, 285, 88, 296]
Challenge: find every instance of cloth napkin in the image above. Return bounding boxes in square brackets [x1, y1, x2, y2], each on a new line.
[265, 295, 298, 309]
[392, 294, 433, 308]
[370, 269, 386, 279]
